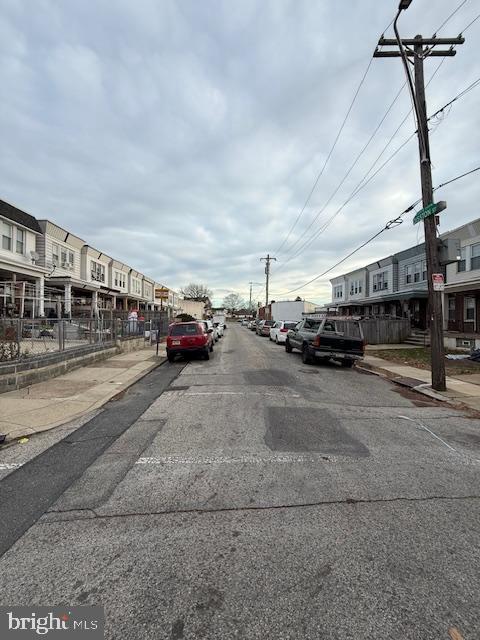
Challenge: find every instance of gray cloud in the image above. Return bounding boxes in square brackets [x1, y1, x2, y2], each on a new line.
[1, 0, 478, 306]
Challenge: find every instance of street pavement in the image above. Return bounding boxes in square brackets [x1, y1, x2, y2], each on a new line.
[0, 324, 479, 639]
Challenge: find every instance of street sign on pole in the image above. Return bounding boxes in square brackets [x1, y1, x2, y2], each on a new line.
[432, 273, 444, 291]
[413, 200, 446, 225]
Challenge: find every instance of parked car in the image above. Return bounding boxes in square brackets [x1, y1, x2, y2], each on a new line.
[257, 319, 275, 336]
[204, 319, 219, 342]
[166, 322, 214, 362]
[269, 320, 298, 344]
[249, 320, 259, 331]
[213, 321, 224, 337]
[285, 317, 364, 366]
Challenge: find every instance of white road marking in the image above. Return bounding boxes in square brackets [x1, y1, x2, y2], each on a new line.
[0, 462, 22, 470]
[136, 454, 330, 465]
[398, 415, 480, 462]
[184, 391, 301, 398]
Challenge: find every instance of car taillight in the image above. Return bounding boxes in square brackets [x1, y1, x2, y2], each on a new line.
[313, 336, 321, 347]
[280, 328, 288, 332]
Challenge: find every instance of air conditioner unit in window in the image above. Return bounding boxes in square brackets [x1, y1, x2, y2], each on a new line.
[30, 251, 40, 264]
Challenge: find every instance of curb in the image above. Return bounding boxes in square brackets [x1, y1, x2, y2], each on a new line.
[358, 361, 450, 403]
[0, 355, 167, 448]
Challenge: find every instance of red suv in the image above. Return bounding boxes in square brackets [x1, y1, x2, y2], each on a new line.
[166, 322, 214, 362]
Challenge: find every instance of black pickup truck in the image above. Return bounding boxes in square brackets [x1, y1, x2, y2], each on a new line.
[285, 317, 364, 367]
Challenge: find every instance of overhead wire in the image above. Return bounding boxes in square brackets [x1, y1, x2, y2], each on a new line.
[279, 40, 480, 266]
[270, 166, 480, 297]
[273, 14, 400, 255]
[276, 4, 476, 264]
[273, 58, 374, 254]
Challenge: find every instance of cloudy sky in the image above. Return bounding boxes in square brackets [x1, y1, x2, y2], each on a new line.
[2, 0, 479, 306]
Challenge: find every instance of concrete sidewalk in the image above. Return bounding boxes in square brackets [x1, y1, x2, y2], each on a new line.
[361, 353, 480, 411]
[0, 344, 167, 443]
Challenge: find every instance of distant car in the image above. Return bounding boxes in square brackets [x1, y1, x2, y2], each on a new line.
[241, 319, 249, 326]
[257, 319, 275, 336]
[204, 319, 219, 342]
[249, 320, 258, 331]
[213, 321, 224, 337]
[269, 320, 298, 344]
[166, 322, 214, 362]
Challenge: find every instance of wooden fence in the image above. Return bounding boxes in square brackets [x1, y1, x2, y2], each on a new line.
[334, 317, 411, 345]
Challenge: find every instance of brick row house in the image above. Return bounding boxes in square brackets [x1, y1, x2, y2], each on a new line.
[0, 199, 180, 318]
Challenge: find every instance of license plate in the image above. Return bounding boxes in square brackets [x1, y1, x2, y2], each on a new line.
[172, 340, 181, 345]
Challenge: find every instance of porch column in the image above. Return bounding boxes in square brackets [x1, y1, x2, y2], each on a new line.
[91, 290, 98, 318]
[36, 276, 45, 317]
[64, 283, 72, 318]
[112, 295, 117, 312]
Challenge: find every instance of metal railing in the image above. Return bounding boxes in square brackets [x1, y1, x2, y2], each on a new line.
[0, 318, 115, 361]
[0, 312, 171, 362]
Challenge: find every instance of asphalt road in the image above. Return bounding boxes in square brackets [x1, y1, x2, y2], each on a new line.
[1, 324, 479, 639]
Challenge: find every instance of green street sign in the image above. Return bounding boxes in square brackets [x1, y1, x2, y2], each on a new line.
[413, 200, 447, 225]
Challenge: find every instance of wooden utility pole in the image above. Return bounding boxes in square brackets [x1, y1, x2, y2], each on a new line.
[260, 254, 276, 311]
[374, 28, 464, 391]
[248, 281, 253, 312]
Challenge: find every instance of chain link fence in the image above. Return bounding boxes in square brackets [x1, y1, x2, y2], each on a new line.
[0, 312, 171, 362]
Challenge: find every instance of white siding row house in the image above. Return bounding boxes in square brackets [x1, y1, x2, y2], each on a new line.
[330, 216, 480, 343]
[0, 199, 179, 318]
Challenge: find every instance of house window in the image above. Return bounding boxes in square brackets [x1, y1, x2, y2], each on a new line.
[69, 251, 74, 266]
[2, 222, 12, 251]
[422, 260, 427, 281]
[91, 260, 105, 282]
[333, 285, 343, 299]
[458, 247, 466, 272]
[61, 249, 67, 265]
[413, 262, 422, 283]
[471, 244, 480, 270]
[16, 228, 25, 254]
[464, 297, 475, 322]
[52, 243, 59, 266]
[373, 271, 388, 292]
[448, 297, 456, 322]
[405, 265, 413, 284]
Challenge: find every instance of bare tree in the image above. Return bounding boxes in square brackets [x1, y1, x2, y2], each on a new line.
[180, 283, 212, 300]
[223, 293, 246, 313]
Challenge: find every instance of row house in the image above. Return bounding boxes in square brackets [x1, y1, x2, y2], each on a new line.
[0, 200, 49, 317]
[443, 218, 480, 349]
[0, 199, 174, 318]
[330, 217, 480, 341]
[330, 242, 434, 330]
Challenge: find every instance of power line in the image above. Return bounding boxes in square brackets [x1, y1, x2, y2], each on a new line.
[280, 71, 480, 266]
[274, 13, 401, 255]
[434, 0, 469, 34]
[271, 166, 480, 297]
[273, 9, 478, 262]
[273, 58, 374, 254]
[279, 80, 407, 259]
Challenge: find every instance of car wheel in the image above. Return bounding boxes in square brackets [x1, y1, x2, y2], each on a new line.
[167, 353, 175, 363]
[285, 339, 292, 353]
[269, 335, 272, 341]
[204, 349, 210, 360]
[210, 342, 214, 352]
[302, 344, 313, 364]
[341, 360, 354, 368]
[275, 336, 279, 344]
